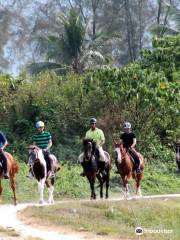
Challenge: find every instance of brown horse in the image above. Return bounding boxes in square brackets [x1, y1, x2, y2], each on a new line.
[114, 141, 144, 197]
[0, 152, 19, 205]
[81, 139, 111, 199]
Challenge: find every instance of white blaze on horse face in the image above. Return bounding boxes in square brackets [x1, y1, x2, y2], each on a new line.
[115, 148, 122, 163]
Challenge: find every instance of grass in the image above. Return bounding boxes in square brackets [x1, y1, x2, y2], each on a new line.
[18, 198, 180, 240]
[0, 226, 42, 239]
[1, 159, 180, 204]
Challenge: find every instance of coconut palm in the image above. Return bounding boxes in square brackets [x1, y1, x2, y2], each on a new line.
[28, 8, 105, 74]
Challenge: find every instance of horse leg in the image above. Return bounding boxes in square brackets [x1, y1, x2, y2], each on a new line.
[46, 178, 55, 204]
[105, 172, 110, 199]
[122, 176, 129, 198]
[38, 178, 46, 204]
[10, 176, 17, 205]
[96, 173, 103, 198]
[135, 175, 142, 197]
[0, 179, 2, 204]
[88, 176, 96, 200]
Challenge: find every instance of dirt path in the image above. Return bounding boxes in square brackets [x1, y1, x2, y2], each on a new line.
[0, 193, 180, 240]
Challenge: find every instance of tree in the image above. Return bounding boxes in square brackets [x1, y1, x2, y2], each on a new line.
[28, 8, 105, 74]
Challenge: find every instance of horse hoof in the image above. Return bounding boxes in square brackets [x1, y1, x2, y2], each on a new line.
[48, 200, 54, 204]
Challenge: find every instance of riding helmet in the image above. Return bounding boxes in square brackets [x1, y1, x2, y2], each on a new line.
[90, 118, 97, 124]
[123, 121, 131, 129]
[35, 121, 45, 128]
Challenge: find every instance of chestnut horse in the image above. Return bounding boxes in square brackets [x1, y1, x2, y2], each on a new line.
[28, 145, 60, 204]
[0, 152, 19, 205]
[114, 141, 144, 197]
[81, 139, 111, 199]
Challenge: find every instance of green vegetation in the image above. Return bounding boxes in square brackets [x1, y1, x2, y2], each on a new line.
[0, 35, 179, 204]
[2, 160, 180, 205]
[19, 198, 180, 240]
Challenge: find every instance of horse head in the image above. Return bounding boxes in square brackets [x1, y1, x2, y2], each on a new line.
[113, 140, 122, 163]
[28, 145, 44, 165]
[83, 139, 96, 161]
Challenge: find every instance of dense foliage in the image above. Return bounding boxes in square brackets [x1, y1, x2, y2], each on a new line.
[0, 35, 179, 165]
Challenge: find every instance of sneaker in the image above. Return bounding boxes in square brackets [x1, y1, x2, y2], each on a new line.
[3, 173, 9, 179]
[48, 171, 55, 178]
[101, 169, 107, 177]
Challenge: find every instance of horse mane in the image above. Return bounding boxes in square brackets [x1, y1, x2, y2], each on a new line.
[28, 145, 41, 150]
[83, 139, 96, 153]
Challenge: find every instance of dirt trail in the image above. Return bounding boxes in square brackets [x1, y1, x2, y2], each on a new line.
[0, 194, 180, 240]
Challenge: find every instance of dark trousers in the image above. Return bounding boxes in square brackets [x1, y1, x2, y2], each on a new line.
[128, 148, 140, 168]
[43, 150, 53, 172]
[0, 151, 8, 173]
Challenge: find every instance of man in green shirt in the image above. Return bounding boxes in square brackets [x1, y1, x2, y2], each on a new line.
[27, 121, 54, 178]
[79, 118, 106, 176]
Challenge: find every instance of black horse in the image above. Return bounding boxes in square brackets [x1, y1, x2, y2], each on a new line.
[81, 139, 111, 199]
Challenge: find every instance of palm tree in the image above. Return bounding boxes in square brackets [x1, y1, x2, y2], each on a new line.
[28, 8, 105, 74]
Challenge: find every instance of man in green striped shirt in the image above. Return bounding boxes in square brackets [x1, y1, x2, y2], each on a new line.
[32, 122, 52, 150]
[27, 121, 53, 178]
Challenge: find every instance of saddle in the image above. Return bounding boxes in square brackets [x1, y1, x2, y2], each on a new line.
[43, 151, 60, 174]
[127, 149, 140, 170]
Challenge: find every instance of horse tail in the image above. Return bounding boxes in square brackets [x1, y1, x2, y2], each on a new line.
[13, 161, 19, 174]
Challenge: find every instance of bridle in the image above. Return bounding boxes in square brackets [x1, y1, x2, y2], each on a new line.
[84, 140, 94, 162]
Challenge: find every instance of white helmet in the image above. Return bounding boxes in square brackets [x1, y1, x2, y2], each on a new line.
[123, 121, 131, 129]
[35, 121, 45, 128]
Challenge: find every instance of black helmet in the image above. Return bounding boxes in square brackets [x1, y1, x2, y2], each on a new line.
[90, 118, 97, 124]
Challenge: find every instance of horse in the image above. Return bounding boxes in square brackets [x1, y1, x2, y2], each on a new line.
[28, 145, 60, 204]
[0, 152, 19, 205]
[81, 139, 111, 200]
[114, 140, 144, 197]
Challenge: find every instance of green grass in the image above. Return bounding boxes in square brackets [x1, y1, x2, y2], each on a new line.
[1, 159, 180, 204]
[18, 198, 180, 240]
[0, 226, 42, 239]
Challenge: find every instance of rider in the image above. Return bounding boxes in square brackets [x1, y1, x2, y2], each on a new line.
[120, 121, 141, 174]
[0, 131, 9, 179]
[79, 118, 107, 176]
[27, 121, 54, 178]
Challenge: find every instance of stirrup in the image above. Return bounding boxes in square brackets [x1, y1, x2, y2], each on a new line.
[80, 172, 86, 177]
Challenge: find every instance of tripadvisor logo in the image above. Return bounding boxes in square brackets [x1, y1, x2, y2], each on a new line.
[135, 227, 143, 235]
[135, 227, 173, 235]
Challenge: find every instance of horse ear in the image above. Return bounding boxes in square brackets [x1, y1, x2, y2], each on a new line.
[113, 139, 117, 145]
